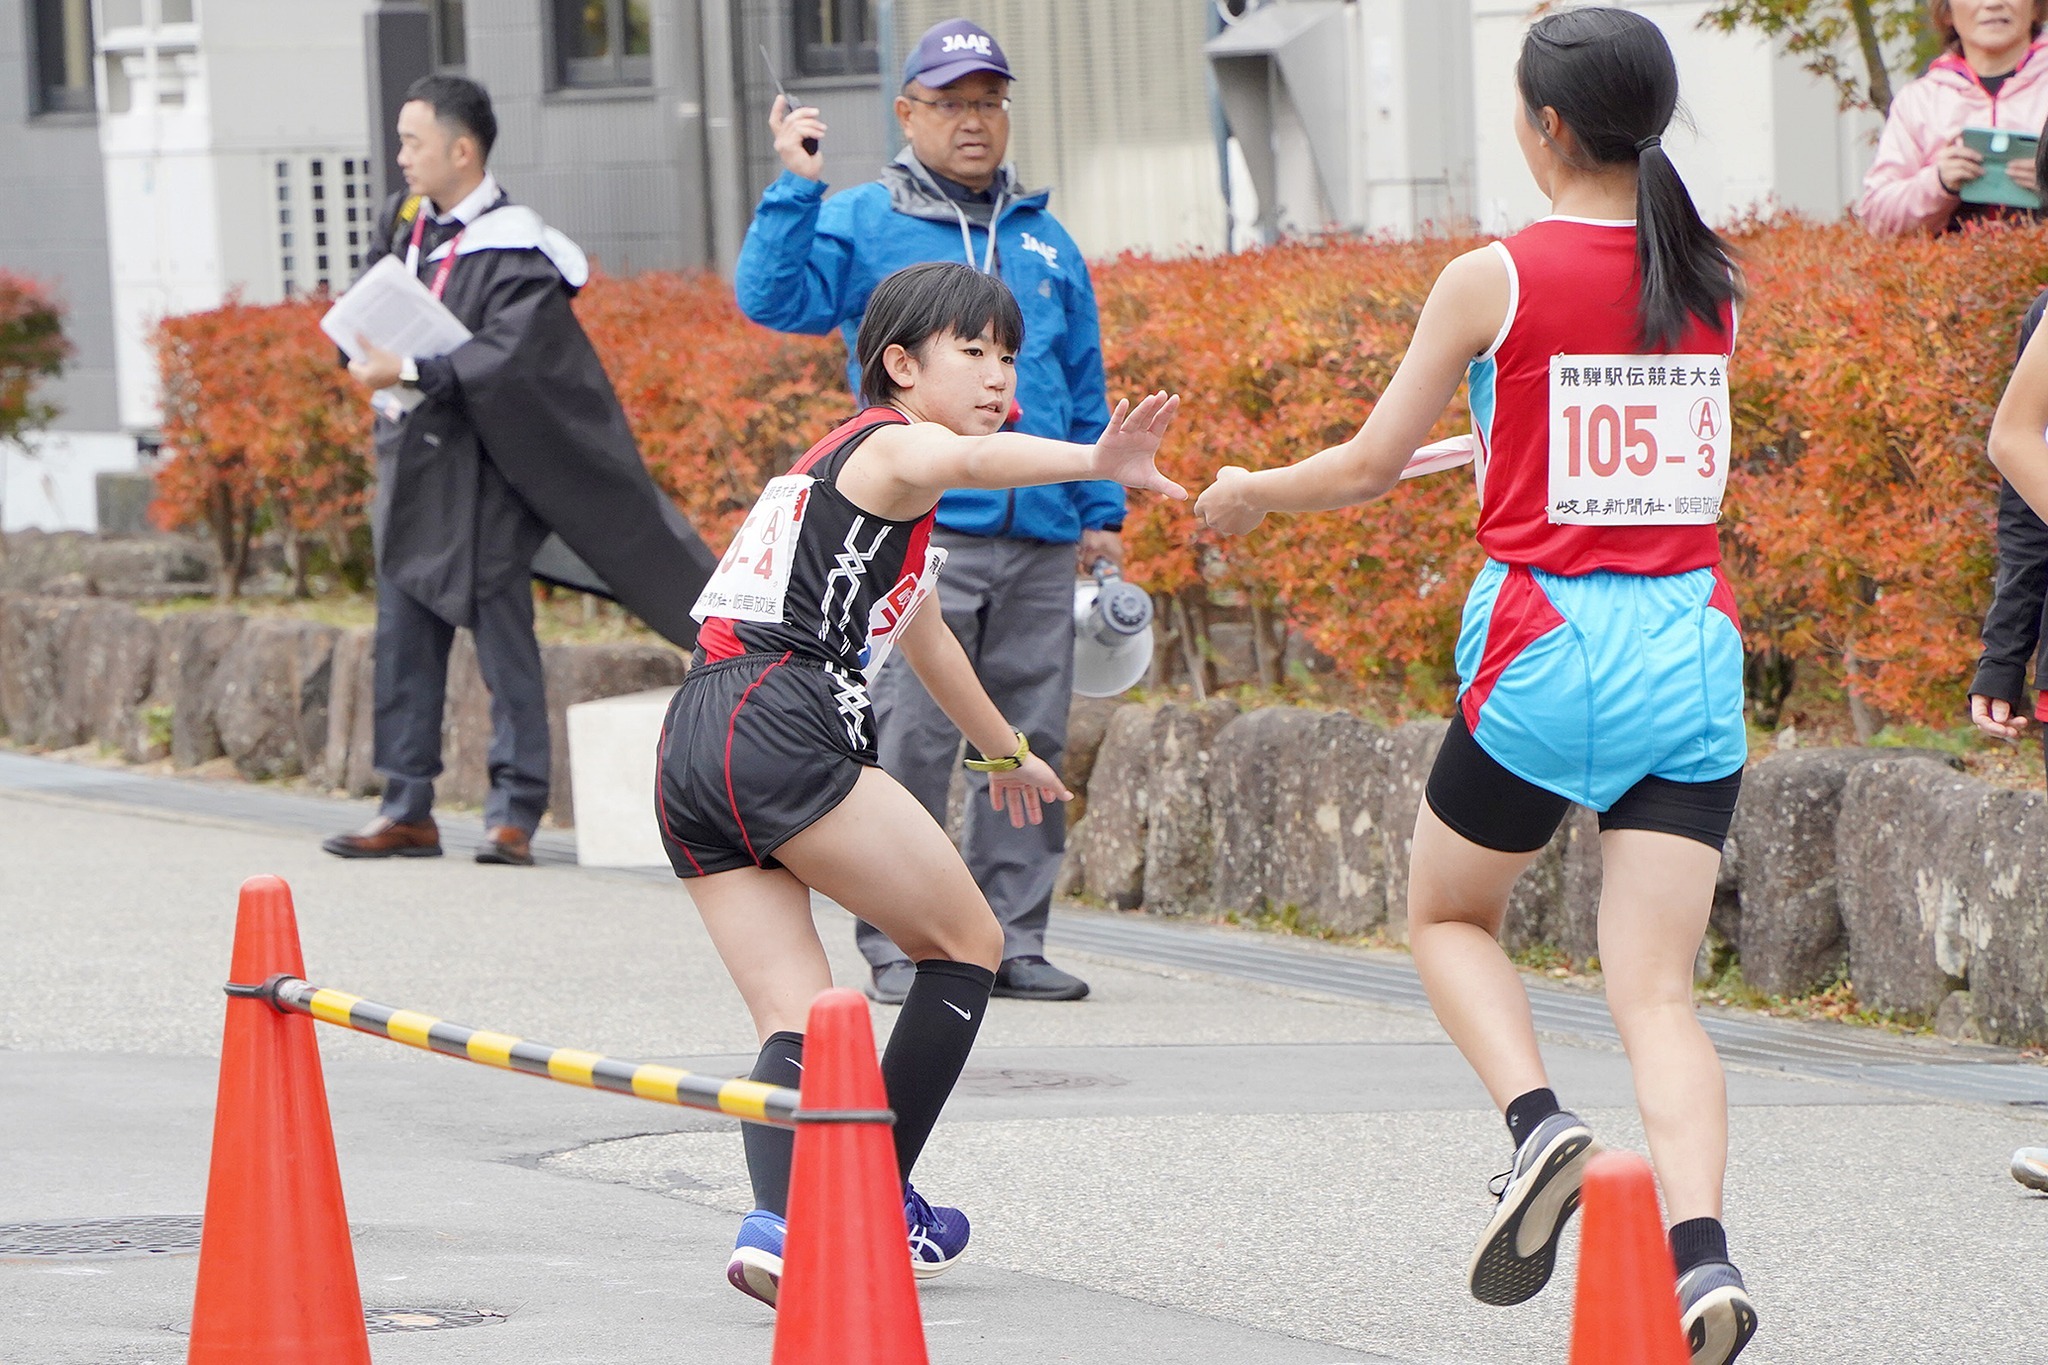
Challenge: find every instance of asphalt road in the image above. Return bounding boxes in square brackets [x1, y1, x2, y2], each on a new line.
[2, 755, 2045, 1363]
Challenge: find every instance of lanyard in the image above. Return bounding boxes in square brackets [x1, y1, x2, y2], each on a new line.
[405, 209, 465, 300]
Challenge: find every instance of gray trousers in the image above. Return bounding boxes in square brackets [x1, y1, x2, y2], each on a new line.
[373, 577, 550, 833]
[857, 533, 1076, 969]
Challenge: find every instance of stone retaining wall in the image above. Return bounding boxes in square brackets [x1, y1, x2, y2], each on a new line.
[10, 588, 2043, 1044]
[1059, 701, 2047, 1046]
[0, 592, 685, 827]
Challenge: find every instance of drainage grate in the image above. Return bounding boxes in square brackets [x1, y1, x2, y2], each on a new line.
[957, 1065, 1127, 1095]
[367, 1307, 507, 1334]
[0, 1215, 203, 1258]
[1048, 912, 2048, 1107]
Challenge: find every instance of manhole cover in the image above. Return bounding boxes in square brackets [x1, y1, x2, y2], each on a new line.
[955, 1066, 1126, 1095]
[0, 1215, 203, 1258]
[366, 1307, 507, 1334]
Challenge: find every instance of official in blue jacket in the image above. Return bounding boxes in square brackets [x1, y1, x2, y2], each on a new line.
[735, 18, 1118, 1003]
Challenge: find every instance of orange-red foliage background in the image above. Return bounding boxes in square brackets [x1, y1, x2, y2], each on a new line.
[155, 297, 373, 594]
[152, 219, 2048, 723]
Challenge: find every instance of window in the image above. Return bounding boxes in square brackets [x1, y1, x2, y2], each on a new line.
[793, 0, 877, 78]
[32, 0, 96, 115]
[431, 0, 467, 70]
[552, 0, 650, 89]
[277, 156, 374, 298]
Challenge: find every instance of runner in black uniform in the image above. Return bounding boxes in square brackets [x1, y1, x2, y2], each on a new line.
[656, 261, 1183, 1308]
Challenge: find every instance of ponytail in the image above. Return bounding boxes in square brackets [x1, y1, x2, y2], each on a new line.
[1633, 140, 1741, 351]
[1518, 8, 1742, 351]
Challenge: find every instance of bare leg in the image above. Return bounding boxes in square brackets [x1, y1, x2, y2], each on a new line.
[1407, 799, 1552, 1112]
[773, 766, 1004, 972]
[1596, 827, 1726, 1223]
[686, 864, 834, 1042]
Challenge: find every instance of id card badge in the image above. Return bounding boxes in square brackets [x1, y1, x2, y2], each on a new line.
[1548, 355, 1730, 526]
[859, 544, 948, 682]
[691, 475, 813, 623]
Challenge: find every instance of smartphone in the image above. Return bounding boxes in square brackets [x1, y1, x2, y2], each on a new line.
[759, 46, 820, 156]
[1960, 126, 2041, 209]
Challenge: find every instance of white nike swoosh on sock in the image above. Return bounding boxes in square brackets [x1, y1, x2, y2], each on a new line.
[789, 1060, 802, 1070]
[944, 1001, 972, 1020]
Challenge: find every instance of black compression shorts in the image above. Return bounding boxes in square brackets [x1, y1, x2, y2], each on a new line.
[655, 652, 874, 878]
[1425, 709, 1741, 855]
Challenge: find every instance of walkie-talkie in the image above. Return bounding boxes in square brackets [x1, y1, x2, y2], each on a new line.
[760, 46, 820, 155]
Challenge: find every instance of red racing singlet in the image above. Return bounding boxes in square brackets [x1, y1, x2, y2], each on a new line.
[691, 408, 941, 678]
[1467, 217, 1735, 577]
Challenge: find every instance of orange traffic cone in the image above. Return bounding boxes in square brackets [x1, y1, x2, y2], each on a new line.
[1569, 1150, 1689, 1365]
[773, 987, 928, 1365]
[187, 875, 368, 1364]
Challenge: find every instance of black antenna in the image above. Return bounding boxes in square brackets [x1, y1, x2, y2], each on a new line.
[759, 46, 820, 155]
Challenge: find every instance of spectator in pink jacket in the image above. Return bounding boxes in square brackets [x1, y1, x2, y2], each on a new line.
[1858, 0, 2048, 235]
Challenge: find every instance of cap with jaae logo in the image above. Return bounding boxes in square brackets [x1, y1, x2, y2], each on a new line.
[902, 18, 1014, 89]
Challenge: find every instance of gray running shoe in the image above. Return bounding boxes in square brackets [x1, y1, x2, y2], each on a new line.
[1467, 1111, 1597, 1306]
[2011, 1147, 2048, 1192]
[1677, 1260, 1758, 1365]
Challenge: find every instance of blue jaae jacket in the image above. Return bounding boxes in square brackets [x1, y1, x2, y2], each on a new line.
[734, 149, 1124, 544]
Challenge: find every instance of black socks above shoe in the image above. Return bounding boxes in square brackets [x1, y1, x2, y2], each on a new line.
[1670, 1216, 1729, 1276]
[881, 958, 997, 1184]
[742, 1030, 805, 1217]
[1505, 1087, 1562, 1148]
[738, 960, 995, 1212]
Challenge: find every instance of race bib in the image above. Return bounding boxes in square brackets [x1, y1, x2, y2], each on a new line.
[859, 545, 948, 682]
[1548, 356, 1730, 526]
[691, 475, 813, 623]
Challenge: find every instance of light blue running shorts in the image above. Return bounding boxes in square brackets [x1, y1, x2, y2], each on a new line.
[1453, 559, 1747, 812]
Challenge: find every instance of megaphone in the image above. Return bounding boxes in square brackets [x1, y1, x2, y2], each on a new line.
[1073, 562, 1155, 697]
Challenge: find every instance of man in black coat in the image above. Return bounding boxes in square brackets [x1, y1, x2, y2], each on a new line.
[323, 74, 712, 865]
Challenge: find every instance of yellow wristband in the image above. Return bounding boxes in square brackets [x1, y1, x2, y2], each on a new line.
[964, 729, 1030, 773]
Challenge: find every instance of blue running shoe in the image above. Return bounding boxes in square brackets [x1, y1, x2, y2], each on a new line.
[1677, 1260, 1758, 1365]
[727, 1208, 786, 1308]
[903, 1184, 969, 1279]
[1468, 1111, 1598, 1306]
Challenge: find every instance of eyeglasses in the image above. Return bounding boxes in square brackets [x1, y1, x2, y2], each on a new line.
[903, 95, 1011, 119]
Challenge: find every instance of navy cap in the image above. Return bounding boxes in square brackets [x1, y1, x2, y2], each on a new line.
[902, 18, 1013, 90]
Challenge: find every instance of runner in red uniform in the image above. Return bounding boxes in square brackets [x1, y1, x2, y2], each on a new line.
[1195, 11, 1754, 1362]
[657, 260, 1183, 1308]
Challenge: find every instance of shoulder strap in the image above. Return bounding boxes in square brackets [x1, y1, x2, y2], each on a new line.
[789, 406, 911, 480]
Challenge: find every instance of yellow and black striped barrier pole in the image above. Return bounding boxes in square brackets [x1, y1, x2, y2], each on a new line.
[224, 973, 813, 1129]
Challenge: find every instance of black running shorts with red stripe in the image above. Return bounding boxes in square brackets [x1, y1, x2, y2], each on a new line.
[654, 652, 875, 878]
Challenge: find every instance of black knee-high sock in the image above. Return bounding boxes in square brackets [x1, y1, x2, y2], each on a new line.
[743, 1030, 805, 1216]
[880, 959, 996, 1184]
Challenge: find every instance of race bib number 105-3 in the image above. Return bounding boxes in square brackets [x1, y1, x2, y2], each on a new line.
[1548, 355, 1730, 526]
[691, 475, 813, 624]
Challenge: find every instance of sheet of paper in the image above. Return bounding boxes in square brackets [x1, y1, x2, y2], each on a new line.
[1401, 434, 1476, 480]
[319, 256, 473, 363]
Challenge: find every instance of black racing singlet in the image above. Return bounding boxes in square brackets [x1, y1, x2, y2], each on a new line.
[692, 408, 941, 677]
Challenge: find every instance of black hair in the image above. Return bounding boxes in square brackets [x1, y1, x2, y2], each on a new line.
[856, 262, 1025, 408]
[404, 74, 497, 160]
[1517, 8, 1741, 351]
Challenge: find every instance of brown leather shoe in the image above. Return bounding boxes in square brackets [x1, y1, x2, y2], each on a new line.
[475, 825, 535, 866]
[322, 815, 441, 859]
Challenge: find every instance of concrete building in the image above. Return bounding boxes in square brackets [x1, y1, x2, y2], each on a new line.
[0, 0, 1908, 534]
[2, 0, 126, 531]
[1210, 0, 1884, 243]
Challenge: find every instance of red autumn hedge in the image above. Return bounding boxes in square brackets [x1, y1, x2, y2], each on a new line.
[152, 218, 2048, 726]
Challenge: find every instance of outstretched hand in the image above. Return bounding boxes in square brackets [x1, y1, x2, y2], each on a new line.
[989, 754, 1073, 829]
[1092, 392, 1187, 500]
[1194, 465, 1266, 536]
